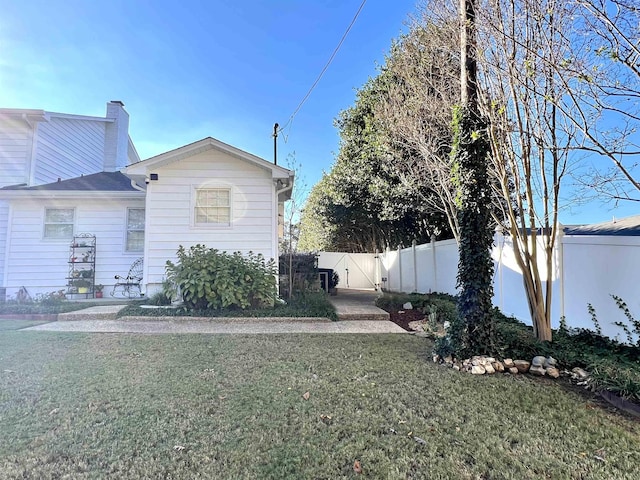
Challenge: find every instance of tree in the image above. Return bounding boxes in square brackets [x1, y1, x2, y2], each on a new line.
[280, 155, 308, 298]
[477, 0, 580, 341]
[298, 74, 452, 253]
[375, 5, 463, 239]
[450, 0, 496, 354]
[561, 0, 640, 203]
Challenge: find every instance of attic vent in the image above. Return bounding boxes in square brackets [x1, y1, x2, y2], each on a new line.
[57, 178, 61, 182]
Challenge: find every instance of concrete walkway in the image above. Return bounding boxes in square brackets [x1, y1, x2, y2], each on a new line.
[327, 289, 390, 321]
[22, 289, 405, 334]
[24, 319, 405, 334]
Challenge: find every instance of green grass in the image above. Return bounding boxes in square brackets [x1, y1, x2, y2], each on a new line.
[0, 320, 52, 331]
[1, 333, 639, 479]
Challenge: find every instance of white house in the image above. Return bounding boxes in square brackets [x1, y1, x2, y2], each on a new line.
[124, 137, 293, 295]
[0, 102, 293, 299]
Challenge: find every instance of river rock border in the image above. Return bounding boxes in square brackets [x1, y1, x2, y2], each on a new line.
[432, 354, 590, 380]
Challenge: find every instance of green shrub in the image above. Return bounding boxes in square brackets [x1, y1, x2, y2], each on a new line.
[118, 291, 337, 320]
[588, 358, 640, 402]
[166, 245, 277, 310]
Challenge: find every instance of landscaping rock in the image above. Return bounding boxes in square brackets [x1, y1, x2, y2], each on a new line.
[532, 356, 546, 367]
[572, 367, 589, 380]
[403, 302, 413, 310]
[546, 367, 560, 378]
[408, 320, 426, 331]
[514, 360, 531, 373]
[544, 356, 557, 368]
[492, 361, 505, 373]
[452, 365, 460, 371]
[508, 367, 519, 374]
[529, 365, 546, 376]
[471, 365, 486, 375]
[484, 357, 496, 364]
[503, 358, 515, 368]
[432, 355, 440, 363]
[444, 355, 454, 365]
[484, 364, 496, 374]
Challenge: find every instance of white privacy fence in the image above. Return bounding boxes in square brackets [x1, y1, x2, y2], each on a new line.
[318, 231, 640, 341]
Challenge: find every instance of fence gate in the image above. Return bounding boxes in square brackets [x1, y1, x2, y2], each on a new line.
[317, 252, 379, 290]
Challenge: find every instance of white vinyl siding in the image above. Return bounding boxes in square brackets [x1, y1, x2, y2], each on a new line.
[44, 208, 74, 239]
[0, 201, 8, 284]
[0, 118, 31, 187]
[194, 188, 231, 225]
[4, 198, 145, 296]
[34, 117, 105, 184]
[126, 208, 145, 252]
[143, 149, 276, 285]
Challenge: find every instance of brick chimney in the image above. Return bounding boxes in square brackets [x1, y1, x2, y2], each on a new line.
[104, 100, 130, 172]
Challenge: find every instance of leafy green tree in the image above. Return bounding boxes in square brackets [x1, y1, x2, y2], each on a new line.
[298, 61, 453, 253]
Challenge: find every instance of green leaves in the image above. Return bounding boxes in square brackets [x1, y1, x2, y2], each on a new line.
[165, 245, 277, 311]
[448, 106, 496, 357]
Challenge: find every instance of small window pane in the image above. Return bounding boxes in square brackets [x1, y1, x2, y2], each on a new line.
[195, 188, 230, 224]
[44, 224, 73, 239]
[127, 208, 145, 229]
[126, 231, 145, 252]
[44, 208, 74, 239]
[126, 208, 145, 252]
[45, 209, 74, 223]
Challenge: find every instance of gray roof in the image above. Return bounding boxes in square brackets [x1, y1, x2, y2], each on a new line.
[564, 215, 640, 236]
[1, 172, 141, 192]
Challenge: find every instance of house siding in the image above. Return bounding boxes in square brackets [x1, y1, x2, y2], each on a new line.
[0, 117, 31, 187]
[34, 117, 106, 184]
[3, 197, 145, 297]
[0, 202, 8, 286]
[144, 149, 276, 287]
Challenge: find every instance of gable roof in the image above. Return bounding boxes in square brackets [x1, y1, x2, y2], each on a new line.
[0, 172, 145, 198]
[125, 136, 293, 180]
[564, 215, 640, 236]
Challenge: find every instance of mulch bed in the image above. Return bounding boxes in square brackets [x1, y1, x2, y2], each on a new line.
[385, 309, 425, 332]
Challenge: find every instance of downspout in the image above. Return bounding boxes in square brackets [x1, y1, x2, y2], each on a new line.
[274, 176, 293, 260]
[130, 177, 147, 294]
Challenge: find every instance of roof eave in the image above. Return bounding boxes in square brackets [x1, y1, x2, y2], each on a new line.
[0, 190, 145, 199]
[126, 137, 294, 178]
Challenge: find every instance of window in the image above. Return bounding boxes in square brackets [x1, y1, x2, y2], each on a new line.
[194, 188, 231, 225]
[126, 208, 145, 252]
[44, 208, 74, 239]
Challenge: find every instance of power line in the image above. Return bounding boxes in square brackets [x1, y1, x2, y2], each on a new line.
[278, 0, 368, 139]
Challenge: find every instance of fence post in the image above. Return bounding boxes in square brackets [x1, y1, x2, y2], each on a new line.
[495, 227, 504, 310]
[398, 244, 403, 293]
[374, 249, 380, 291]
[385, 245, 391, 290]
[412, 239, 417, 293]
[558, 223, 565, 321]
[431, 235, 437, 293]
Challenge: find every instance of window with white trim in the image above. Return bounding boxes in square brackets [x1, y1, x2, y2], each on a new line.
[194, 188, 231, 225]
[44, 208, 74, 239]
[126, 208, 145, 252]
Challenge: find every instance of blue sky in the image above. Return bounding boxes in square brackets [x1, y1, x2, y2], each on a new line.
[0, 0, 636, 225]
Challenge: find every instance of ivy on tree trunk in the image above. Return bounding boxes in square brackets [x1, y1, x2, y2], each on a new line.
[452, 105, 495, 356]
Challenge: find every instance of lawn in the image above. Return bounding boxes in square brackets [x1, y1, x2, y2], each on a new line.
[1, 332, 639, 479]
[0, 319, 52, 331]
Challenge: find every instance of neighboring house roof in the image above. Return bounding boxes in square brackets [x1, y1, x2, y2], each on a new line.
[126, 136, 294, 181]
[563, 215, 640, 236]
[0, 172, 144, 198]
